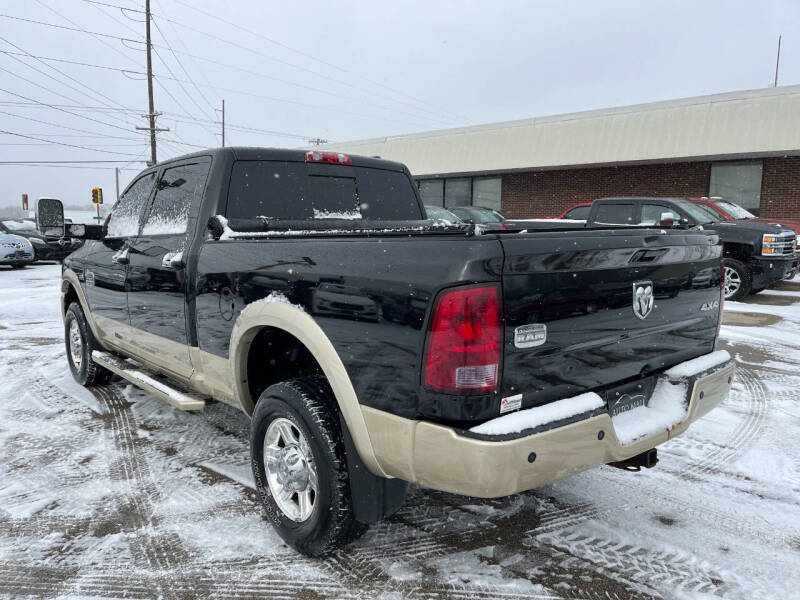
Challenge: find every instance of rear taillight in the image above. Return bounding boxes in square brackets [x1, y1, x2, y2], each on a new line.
[305, 150, 351, 165]
[423, 283, 501, 394]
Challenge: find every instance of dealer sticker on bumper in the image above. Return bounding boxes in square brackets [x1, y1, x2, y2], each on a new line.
[500, 393, 523, 414]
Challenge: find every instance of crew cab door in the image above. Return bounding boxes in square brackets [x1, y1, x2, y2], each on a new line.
[126, 157, 210, 380]
[82, 171, 156, 336]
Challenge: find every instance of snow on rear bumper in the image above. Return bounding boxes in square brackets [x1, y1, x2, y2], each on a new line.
[361, 354, 735, 498]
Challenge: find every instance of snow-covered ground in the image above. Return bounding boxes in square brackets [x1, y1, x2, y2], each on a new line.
[1, 264, 798, 599]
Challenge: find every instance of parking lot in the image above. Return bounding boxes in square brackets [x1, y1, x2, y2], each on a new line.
[1, 263, 798, 600]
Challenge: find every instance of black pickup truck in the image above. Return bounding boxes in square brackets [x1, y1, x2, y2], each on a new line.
[51, 148, 734, 556]
[510, 197, 798, 301]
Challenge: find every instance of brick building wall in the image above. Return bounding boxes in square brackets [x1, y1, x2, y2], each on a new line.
[760, 157, 800, 219]
[501, 161, 712, 218]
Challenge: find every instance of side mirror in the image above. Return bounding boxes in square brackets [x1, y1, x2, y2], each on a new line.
[37, 197, 65, 237]
[659, 212, 675, 227]
[66, 223, 104, 240]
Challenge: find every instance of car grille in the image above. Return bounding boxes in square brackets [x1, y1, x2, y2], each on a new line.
[775, 232, 797, 255]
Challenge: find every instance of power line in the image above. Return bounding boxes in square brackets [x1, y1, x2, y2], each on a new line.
[0, 36, 137, 130]
[150, 16, 216, 115]
[164, 0, 470, 123]
[0, 13, 456, 128]
[0, 48, 447, 127]
[0, 80, 142, 134]
[0, 162, 143, 170]
[0, 142, 147, 147]
[79, 0, 466, 124]
[0, 108, 145, 141]
[0, 101, 317, 141]
[0, 129, 144, 156]
[0, 159, 146, 163]
[0, 12, 137, 45]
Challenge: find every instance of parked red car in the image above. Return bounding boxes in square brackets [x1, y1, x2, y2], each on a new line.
[555, 202, 593, 220]
[689, 197, 800, 236]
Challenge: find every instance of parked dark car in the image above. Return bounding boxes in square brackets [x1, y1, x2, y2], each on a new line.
[0, 218, 81, 262]
[448, 206, 506, 228]
[525, 197, 798, 300]
[424, 205, 463, 225]
[690, 197, 800, 279]
[54, 148, 733, 556]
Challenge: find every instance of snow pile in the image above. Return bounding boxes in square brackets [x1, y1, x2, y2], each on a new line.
[612, 379, 688, 445]
[312, 208, 362, 220]
[470, 392, 604, 435]
[665, 350, 730, 378]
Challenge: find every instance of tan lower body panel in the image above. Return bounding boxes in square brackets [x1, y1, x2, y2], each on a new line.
[362, 361, 735, 498]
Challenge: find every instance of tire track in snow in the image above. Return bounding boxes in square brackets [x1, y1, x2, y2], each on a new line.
[86, 385, 191, 598]
[534, 532, 747, 599]
[669, 366, 766, 479]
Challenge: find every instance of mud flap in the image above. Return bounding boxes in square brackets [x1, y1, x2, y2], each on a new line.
[339, 414, 408, 524]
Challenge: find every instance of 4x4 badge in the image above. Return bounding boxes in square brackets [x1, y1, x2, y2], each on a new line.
[632, 281, 654, 320]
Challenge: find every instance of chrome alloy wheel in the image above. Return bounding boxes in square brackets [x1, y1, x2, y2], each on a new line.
[723, 266, 741, 299]
[263, 417, 318, 522]
[68, 319, 83, 368]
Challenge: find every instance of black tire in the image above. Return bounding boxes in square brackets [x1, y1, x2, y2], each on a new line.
[11, 264, 26, 269]
[722, 258, 752, 301]
[750, 287, 766, 295]
[250, 378, 367, 556]
[65, 302, 112, 386]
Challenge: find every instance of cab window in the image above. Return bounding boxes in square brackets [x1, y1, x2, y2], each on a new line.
[106, 173, 155, 238]
[563, 205, 591, 219]
[142, 161, 210, 236]
[640, 204, 680, 225]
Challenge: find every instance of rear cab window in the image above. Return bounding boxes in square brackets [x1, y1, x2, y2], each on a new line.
[225, 161, 422, 221]
[593, 203, 636, 225]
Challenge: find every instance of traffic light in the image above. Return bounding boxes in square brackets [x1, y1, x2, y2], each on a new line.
[91, 187, 103, 205]
[21, 193, 28, 211]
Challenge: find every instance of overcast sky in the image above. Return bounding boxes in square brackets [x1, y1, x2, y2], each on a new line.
[1, 0, 799, 212]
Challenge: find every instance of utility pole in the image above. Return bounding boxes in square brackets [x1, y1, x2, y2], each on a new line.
[221, 99, 225, 147]
[144, 0, 156, 165]
[774, 34, 782, 88]
[135, 0, 169, 165]
[115, 167, 120, 203]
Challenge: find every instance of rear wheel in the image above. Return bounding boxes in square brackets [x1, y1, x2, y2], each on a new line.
[250, 378, 366, 556]
[722, 258, 751, 301]
[65, 302, 112, 386]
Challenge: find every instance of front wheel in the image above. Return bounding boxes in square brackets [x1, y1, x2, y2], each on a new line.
[250, 378, 366, 556]
[722, 258, 752, 301]
[64, 302, 112, 386]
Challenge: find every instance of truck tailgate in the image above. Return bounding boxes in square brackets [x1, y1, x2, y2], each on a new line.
[499, 229, 722, 410]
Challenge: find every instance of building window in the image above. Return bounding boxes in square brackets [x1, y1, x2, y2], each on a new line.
[709, 161, 763, 216]
[418, 179, 444, 206]
[445, 178, 471, 208]
[417, 175, 503, 212]
[472, 177, 501, 211]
